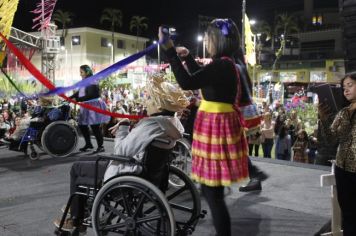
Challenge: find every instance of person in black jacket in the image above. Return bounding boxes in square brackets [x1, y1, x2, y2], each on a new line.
[70, 65, 110, 154]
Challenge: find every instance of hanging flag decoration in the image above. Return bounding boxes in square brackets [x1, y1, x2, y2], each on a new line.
[244, 14, 256, 66]
[31, 0, 57, 30]
[0, 0, 20, 64]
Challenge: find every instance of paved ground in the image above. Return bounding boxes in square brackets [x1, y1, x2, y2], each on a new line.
[0, 138, 332, 236]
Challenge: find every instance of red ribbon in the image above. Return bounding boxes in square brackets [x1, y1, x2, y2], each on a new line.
[0, 33, 145, 120]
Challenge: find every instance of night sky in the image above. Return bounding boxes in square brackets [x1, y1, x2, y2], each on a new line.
[13, 0, 338, 49]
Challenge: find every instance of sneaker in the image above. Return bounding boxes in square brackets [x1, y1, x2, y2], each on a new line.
[79, 144, 94, 152]
[239, 179, 262, 192]
[53, 218, 74, 231]
[0, 138, 10, 145]
[91, 146, 105, 154]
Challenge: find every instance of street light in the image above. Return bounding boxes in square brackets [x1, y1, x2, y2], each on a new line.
[60, 46, 68, 85]
[107, 42, 114, 64]
[197, 35, 203, 58]
[153, 40, 160, 66]
[71, 37, 79, 81]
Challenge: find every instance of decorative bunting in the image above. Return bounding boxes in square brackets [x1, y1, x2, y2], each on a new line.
[31, 0, 57, 30]
[0, 0, 20, 64]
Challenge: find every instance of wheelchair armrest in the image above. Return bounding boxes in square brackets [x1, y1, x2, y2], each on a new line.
[97, 153, 139, 164]
[182, 133, 191, 138]
[153, 137, 171, 145]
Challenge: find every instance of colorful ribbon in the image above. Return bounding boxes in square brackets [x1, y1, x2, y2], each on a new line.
[43, 43, 158, 96]
[0, 68, 29, 98]
[0, 32, 146, 120]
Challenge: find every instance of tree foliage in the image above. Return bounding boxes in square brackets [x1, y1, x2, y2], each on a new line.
[52, 9, 74, 39]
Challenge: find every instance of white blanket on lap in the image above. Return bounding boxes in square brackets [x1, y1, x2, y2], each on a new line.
[103, 116, 183, 182]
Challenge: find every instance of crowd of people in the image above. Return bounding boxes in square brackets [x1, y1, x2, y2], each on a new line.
[1, 17, 355, 236]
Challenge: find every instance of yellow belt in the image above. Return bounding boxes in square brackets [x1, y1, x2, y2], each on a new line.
[199, 100, 234, 113]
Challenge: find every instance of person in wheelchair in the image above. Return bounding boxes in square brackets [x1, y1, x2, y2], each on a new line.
[0, 115, 31, 150]
[0, 115, 11, 142]
[54, 74, 188, 232]
[0, 97, 56, 150]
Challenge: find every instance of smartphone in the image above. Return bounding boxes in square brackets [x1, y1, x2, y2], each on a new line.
[311, 84, 350, 114]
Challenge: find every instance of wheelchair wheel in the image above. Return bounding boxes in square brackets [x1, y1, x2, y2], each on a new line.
[41, 121, 78, 158]
[166, 165, 201, 234]
[169, 139, 192, 188]
[92, 176, 175, 236]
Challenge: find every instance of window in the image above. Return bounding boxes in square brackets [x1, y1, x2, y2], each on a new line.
[117, 40, 125, 49]
[60, 37, 65, 46]
[72, 36, 81, 45]
[101, 37, 110, 47]
[312, 14, 323, 25]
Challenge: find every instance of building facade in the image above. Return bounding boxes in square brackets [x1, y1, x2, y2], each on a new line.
[30, 27, 149, 86]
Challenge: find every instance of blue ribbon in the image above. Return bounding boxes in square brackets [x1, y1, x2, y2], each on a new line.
[43, 43, 158, 96]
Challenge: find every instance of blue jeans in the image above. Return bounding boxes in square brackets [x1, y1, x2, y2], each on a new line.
[262, 138, 274, 158]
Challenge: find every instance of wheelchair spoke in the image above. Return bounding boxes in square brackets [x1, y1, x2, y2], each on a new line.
[120, 188, 133, 217]
[132, 193, 146, 219]
[100, 221, 126, 231]
[166, 185, 188, 200]
[169, 202, 194, 213]
[135, 214, 161, 225]
[101, 198, 128, 220]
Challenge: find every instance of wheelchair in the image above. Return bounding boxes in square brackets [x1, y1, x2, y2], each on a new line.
[54, 139, 205, 236]
[13, 103, 78, 160]
[169, 135, 192, 188]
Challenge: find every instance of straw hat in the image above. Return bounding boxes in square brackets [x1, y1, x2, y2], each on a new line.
[39, 96, 55, 106]
[145, 73, 189, 114]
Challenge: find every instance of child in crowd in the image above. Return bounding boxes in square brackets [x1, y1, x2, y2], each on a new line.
[275, 125, 292, 160]
[307, 129, 318, 164]
[248, 131, 262, 157]
[292, 129, 309, 163]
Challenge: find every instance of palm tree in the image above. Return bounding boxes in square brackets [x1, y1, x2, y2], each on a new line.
[52, 9, 74, 39]
[129, 16, 148, 51]
[100, 8, 123, 63]
[253, 20, 272, 42]
[272, 13, 299, 69]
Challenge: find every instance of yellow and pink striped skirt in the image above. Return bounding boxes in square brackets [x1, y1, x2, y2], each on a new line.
[191, 100, 249, 187]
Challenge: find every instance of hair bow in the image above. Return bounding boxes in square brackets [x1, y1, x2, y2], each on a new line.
[215, 19, 233, 36]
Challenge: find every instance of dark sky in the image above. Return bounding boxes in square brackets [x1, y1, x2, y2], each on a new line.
[13, 0, 338, 49]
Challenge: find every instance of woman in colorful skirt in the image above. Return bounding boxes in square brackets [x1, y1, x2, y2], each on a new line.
[70, 65, 110, 154]
[159, 18, 249, 236]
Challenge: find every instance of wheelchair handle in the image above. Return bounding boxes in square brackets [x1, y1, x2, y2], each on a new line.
[94, 154, 140, 194]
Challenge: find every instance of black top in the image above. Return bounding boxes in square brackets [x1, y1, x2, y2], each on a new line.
[165, 47, 238, 104]
[70, 84, 100, 102]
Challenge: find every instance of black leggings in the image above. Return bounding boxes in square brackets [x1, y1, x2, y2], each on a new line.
[335, 166, 356, 236]
[79, 124, 103, 148]
[201, 185, 231, 236]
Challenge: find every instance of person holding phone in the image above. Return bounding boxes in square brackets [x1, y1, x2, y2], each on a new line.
[319, 72, 356, 236]
[159, 19, 249, 236]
